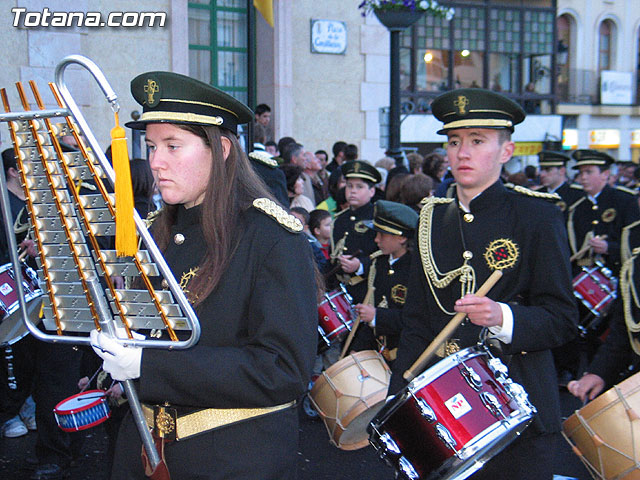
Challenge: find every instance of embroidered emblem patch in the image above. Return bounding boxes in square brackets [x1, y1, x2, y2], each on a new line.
[144, 77, 160, 107]
[391, 284, 407, 305]
[602, 208, 617, 223]
[484, 238, 519, 270]
[354, 220, 368, 234]
[179, 267, 199, 293]
[556, 200, 567, 212]
[454, 95, 469, 115]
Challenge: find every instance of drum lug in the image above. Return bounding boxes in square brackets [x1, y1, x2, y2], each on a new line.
[414, 396, 437, 423]
[487, 358, 509, 381]
[397, 456, 419, 479]
[379, 432, 401, 455]
[459, 361, 482, 391]
[435, 422, 457, 451]
[480, 392, 505, 419]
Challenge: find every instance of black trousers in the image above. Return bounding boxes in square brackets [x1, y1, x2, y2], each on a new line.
[470, 431, 561, 480]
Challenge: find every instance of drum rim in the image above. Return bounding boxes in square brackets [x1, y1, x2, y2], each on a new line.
[409, 347, 485, 393]
[54, 389, 108, 414]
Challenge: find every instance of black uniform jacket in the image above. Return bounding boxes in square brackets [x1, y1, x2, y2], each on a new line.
[568, 184, 640, 273]
[249, 154, 290, 208]
[589, 253, 640, 387]
[373, 251, 412, 340]
[540, 182, 584, 219]
[330, 203, 377, 301]
[119, 203, 317, 479]
[392, 181, 579, 435]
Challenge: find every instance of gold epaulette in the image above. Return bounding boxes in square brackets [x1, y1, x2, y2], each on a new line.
[144, 208, 163, 229]
[252, 198, 303, 233]
[424, 196, 455, 207]
[570, 183, 584, 190]
[505, 183, 560, 201]
[369, 249, 384, 260]
[616, 185, 638, 196]
[248, 151, 278, 168]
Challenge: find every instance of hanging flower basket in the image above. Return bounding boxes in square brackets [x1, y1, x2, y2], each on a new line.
[373, 8, 425, 30]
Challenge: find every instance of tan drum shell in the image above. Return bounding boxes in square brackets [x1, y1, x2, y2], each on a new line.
[563, 371, 640, 480]
[310, 350, 391, 450]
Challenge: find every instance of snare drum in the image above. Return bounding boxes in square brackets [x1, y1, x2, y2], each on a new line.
[0, 262, 42, 345]
[573, 264, 617, 317]
[54, 390, 111, 432]
[563, 371, 640, 480]
[317, 286, 354, 351]
[369, 347, 536, 480]
[310, 350, 390, 450]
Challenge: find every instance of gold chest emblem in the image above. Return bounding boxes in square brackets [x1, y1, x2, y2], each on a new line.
[454, 95, 469, 115]
[354, 220, 368, 234]
[556, 200, 567, 212]
[391, 284, 408, 305]
[144, 78, 160, 106]
[484, 238, 519, 270]
[602, 208, 616, 223]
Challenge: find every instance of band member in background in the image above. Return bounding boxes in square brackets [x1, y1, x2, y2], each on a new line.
[352, 200, 418, 361]
[391, 89, 578, 479]
[90, 72, 317, 479]
[537, 150, 584, 218]
[567, 149, 640, 276]
[330, 160, 381, 303]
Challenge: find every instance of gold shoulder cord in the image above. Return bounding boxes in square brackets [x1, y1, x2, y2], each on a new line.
[566, 197, 586, 255]
[620, 249, 640, 355]
[621, 220, 640, 264]
[418, 198, 475, 315]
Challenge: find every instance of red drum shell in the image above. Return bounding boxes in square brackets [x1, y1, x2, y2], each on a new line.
[573, 266, 617, 317]
[317, 289, 354, 347]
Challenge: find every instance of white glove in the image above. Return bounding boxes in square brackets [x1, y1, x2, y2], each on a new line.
[90, 329, 144, 381]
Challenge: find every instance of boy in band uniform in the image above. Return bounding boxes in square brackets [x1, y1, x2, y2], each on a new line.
[391, 88, 578, 479]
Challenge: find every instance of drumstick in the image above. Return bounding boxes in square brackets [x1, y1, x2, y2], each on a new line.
[339, 286, 375, 360]
[17, 248, 28, 262]
[324, 249, 363, 279]
[403, 270, 503, 382]
[569, 235, 607, 262]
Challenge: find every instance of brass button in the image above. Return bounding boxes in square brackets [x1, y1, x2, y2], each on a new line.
[592, 220, 599, 225]
[350, 216, 356, 221]
[388, 269, 395, 275]
[174, 233, 185, 245]
[161, 279, 169, 289]
[592, 205, 598, 210]
[463, 213, 474, 223]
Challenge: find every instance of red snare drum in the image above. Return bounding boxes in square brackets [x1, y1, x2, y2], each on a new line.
[0, 262, 42, 345]
[573, 264, 617, 317]
[54, 390, 111, 432]
[318, 286, 354, 351]
[369, 347, 535, 480]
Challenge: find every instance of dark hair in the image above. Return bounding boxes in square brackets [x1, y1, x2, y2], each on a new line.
[281, 142, 303, 165]
[332, 141, 347, 158]
[265, 140, 277, 149]
[399, 173, 433, 209]
[315, 149, 328, 160]
[280, 164, 304, 193]
[524, 165, 537, 179]
[253, 123, 267, 145]
[255, 104, 271, 116]
[290, 207, 310, 226]
[277, 136, 296, 156]
[335, 186, 347, 209]
[151, 124, 274, 306]
[1, 148, 17, 175]
[423, 152, 445, 179]
[130, 158, 155, 218]
[407, 152, 425, 173]
[344, 144, 358, 162]
[385, 172, 409, 203]
[327, 168, 344, 198]
[309, 209, 331, 234]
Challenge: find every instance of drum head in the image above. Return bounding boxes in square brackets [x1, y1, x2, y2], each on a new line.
[0, 295, 42, 345]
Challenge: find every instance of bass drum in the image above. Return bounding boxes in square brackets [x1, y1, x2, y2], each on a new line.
[369, 346, 536, 480]
[563, 371, 640, 480]
[0, 262, 42, 345]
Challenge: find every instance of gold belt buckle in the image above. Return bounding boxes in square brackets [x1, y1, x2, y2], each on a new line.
[153, 404, 177, 442]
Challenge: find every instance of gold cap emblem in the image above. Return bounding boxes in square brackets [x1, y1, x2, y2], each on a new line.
[144, 78, 160, 107]
[454, 95, 469, 115]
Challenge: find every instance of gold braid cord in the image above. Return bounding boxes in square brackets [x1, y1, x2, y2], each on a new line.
[621, 220, 640, 265]
[619, 249, 640, 356]
[0, 81, 194, 340]
[418, 198, 476, 315]
[567, 197, 588, 257]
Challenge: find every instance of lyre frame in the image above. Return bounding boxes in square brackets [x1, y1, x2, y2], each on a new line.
[0, 54, 205, 471]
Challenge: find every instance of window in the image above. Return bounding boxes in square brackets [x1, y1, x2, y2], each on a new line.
[188, 1, 249, 103]
[598, 20, 613, 72]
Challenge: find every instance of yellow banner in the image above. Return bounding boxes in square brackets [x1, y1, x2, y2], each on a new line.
[254, 0, 274, 27]
[513, 142, 542, 156]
